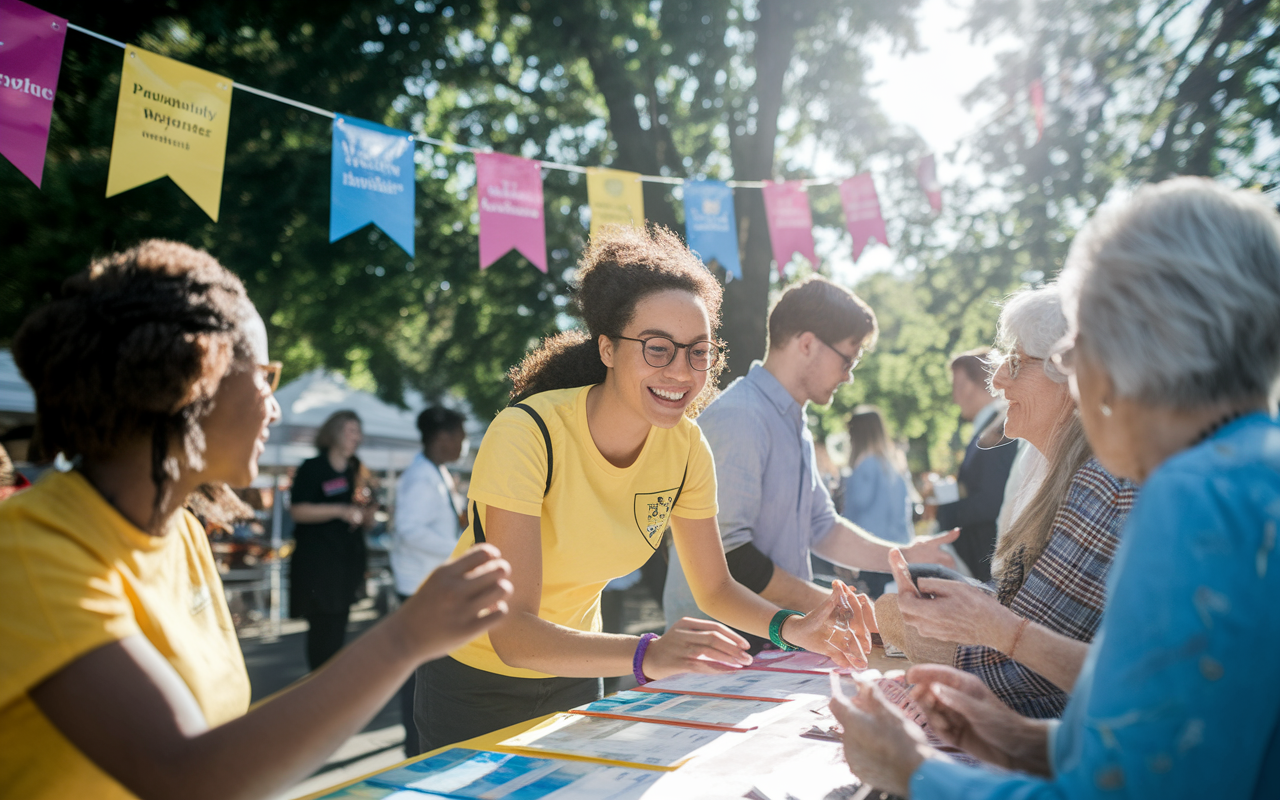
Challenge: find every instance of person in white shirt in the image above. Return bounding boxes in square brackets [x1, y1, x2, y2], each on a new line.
[390, 405, 467, 755]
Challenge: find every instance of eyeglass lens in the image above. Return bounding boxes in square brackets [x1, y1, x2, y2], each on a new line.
[639, 337, 720, 371]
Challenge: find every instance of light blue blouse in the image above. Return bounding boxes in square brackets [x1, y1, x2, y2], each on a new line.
[841, 455, 913, 544]
[911, 412, 1280, 799]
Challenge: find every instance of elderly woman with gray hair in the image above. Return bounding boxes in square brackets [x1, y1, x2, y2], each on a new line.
[877, 284, 1137, 719]
[833, 177, 1280, 798]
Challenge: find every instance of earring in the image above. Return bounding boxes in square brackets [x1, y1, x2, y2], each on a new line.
[1100, 403, 1113, 417]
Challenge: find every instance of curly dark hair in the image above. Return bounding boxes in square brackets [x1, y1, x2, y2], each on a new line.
[12, 240, 255, 529]
[509, 225, 725, 416]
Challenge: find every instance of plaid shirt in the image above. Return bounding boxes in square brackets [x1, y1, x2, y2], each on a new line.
[953, 457, 1137, 718]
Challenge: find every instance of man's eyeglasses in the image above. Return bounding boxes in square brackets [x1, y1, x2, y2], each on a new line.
[818, 339, 863, 373]
[257, 361, 282, 393]
[616, 336, 723, 372]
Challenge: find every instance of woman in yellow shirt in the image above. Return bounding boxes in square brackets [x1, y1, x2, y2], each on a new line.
[415, 226, 874, 750]
[0, 241, 512, 800]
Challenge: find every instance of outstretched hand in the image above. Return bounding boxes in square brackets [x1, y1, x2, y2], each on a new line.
[782, 580, 876, 669]
[890, 557, 1019, 649]
[900, 528, 959, 569]
[907, 664, 1052, 776]
[829, 676, 934, 797]
[399, 544, 514, 664]
[642, 617, 753, 680]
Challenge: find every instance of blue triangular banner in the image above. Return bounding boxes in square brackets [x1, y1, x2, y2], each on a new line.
[330, 114, 416, 257]
[683, 179, 741, 280]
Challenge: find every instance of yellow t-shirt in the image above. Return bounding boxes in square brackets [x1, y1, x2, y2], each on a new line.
[450, 386, 718, 678]
[0, 470, 250, 800]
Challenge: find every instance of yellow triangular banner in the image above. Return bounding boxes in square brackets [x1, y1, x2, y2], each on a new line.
[586, 167, 644, 239]
[105, 46, 233, 222]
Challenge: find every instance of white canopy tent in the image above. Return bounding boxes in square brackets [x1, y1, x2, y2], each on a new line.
[260, 369, 427, 473]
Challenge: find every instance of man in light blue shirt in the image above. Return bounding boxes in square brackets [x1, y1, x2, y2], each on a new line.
[664, 277, 956, 632]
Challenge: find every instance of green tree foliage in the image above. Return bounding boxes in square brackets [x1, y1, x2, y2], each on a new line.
[815, 0, 1279, 474]
[0, 1, 572, 415]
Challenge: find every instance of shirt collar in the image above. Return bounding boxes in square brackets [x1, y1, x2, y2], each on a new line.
[746, 362, 803, 420]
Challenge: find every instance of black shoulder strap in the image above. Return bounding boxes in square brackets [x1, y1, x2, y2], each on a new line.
[513, 403, 554, 496]
[473, 403, 554, 544]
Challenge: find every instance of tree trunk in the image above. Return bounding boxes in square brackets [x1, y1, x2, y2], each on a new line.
[719, 0, 800, 384]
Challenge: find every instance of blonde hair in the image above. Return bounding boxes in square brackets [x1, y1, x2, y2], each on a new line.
[315, 409, 361, 453]
[992, 413, 1092, 602]
[847, 405, 905, 474]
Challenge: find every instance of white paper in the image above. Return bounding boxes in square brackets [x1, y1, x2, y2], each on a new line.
[501, 713, 741, 768]
[575, 690, 792, 729]
[640, 669, 830, 700]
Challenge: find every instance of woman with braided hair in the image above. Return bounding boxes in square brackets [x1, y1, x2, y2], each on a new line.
[0, 240, 512, 800]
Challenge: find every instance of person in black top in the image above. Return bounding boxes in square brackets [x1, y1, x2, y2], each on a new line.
[934, 350, 1018, 582]
[290, 410, 372, 670]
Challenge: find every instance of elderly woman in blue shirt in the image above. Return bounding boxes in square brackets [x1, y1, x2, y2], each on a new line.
[833, 177, 1280, 798]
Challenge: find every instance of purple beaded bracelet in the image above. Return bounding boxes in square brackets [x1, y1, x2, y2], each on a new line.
[633, 632, 658, 685]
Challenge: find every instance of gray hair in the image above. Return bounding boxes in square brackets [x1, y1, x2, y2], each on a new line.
[1060, 177, 1280, 409]
[995, 284, 1070, 384]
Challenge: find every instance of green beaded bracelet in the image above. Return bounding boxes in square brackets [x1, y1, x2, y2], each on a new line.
[769, 609, 804, 651]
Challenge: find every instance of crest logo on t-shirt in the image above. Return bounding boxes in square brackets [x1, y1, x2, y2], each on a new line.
[634, 488, 678, 550]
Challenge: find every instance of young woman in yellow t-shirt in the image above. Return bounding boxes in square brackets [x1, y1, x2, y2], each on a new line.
[415, 226, 875, 750]
[0, 241, 513, 800]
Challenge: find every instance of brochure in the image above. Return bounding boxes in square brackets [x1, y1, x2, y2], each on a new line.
[635, 669, 830, 701]
[570, 689, 794, 731]
[500, 713, 742, 769]
[746, 650, 842, 674]
[366, 748, 661, 799]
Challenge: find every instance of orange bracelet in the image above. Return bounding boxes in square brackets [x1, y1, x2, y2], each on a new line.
[1007, 617, 1030, 659]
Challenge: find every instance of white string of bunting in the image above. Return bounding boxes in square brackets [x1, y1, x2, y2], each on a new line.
[6, 7, 941, 277]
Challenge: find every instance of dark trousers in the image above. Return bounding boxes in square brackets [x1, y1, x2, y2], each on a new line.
[414, 656, 602, 752]
[305, 610, 350, 671]
[396, 594, 421, 757]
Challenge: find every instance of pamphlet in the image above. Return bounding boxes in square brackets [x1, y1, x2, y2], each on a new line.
[636, 669, 830, 701]
[367, 748, 661, 799]
[500, 713, 742, 769]
[571, 689, 794, 731]
[747, 650, 842, 674]
[318, 781, 423, 799]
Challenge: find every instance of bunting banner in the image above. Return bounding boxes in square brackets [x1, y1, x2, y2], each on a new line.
[105, 45, 232, 221]
[761, 180, 816, 275]
[476, 151, 546, 272]
[683, 179, 741, 280]
[916, 154, 942, 215]
[838, 173, 888, 262]
[330, 113, 416, 256]
[586, 167, 643, 238]
[0, 0, 66, 188]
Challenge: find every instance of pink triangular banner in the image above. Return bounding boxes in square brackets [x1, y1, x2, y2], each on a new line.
[477, 151, 547, 272]
[0, 0, 67, 188]
[916, 155, 942, 215]
[839, 173, 888, 261]
[762, 180, 816, 275]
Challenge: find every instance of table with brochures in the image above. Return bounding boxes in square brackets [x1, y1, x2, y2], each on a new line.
[303, 648, 911, 800]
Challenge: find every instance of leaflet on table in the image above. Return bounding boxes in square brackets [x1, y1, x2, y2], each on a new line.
[366, 748, 660, 800]
[747, 650, 843, 674]
[318, 781, 425, 799]
[500, 713, 742, 769]
[635, 669, 830, 701]
[570, 689, 796, 731]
